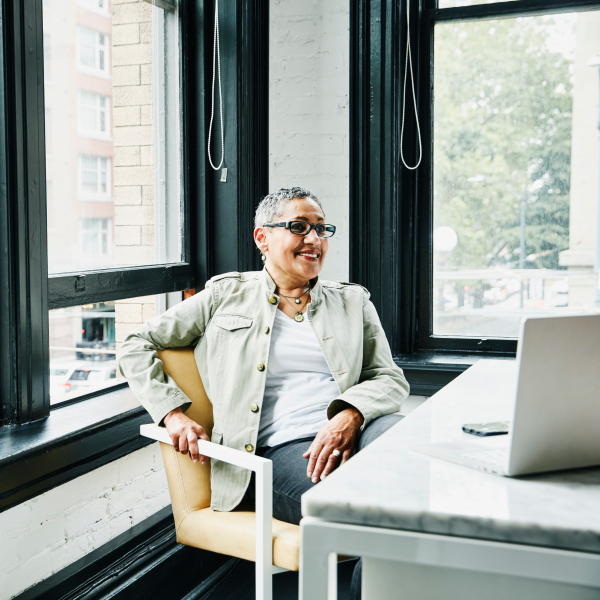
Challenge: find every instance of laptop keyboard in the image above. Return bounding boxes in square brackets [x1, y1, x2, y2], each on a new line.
[459, 448, 508, 468]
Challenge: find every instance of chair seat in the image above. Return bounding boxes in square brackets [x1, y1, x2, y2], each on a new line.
[176, 506, 301, 571]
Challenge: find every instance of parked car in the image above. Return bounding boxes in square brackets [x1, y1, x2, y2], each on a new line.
[50, 360, 117, 399]
[50, 365, 77, 397]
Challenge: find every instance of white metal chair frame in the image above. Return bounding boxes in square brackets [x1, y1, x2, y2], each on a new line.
[140, 423, 279, 600]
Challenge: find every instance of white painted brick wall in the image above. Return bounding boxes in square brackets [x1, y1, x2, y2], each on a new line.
[0, 444, 170, 600]
[269, 0, 350, 282]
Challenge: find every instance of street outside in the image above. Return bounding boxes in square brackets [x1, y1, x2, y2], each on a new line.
[434, 270, 599, 338]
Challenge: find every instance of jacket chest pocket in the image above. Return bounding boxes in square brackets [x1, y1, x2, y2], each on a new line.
[207, 315, 254, 360]
[213, 314, 253, 332]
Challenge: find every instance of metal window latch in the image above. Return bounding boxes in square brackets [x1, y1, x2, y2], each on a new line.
[220, 168, 227, 183]
[75, 274, 86, 292]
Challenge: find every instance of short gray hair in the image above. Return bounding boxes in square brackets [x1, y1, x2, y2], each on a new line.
[254, 187, 324, 229]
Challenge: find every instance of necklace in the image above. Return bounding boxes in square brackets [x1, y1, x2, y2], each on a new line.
[283, 292, 310, 322]
[278, 284, 312, 322]
[278, 286, 310, 305]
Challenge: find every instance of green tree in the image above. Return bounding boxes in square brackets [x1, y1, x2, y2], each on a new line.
[434, 15, 573, 270]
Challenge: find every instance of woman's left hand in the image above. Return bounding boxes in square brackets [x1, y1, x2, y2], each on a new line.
[303, 407, 365, 483]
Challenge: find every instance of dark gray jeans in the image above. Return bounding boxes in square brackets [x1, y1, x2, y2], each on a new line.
[241, 414, 403, 599]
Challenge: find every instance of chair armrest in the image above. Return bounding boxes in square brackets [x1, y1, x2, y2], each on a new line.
[140, 423, 270, 472]
[140, 422, 274, 597]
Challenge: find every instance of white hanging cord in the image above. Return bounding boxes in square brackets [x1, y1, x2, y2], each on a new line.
[400, 0, 422, 171]
[207, 0, 224, 170]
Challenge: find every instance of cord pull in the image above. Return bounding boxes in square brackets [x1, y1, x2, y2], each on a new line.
[400, 0, 422, 171]
[208, 0, 224, 171]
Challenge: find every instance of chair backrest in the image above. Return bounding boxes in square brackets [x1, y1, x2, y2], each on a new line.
[157, 348, 213, 519]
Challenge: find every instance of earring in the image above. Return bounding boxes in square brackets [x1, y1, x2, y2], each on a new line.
[261, 253, 267, 262]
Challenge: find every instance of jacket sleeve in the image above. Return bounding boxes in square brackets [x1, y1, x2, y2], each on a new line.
[117, 285, 216, 425]
[327, 298, 410, 427]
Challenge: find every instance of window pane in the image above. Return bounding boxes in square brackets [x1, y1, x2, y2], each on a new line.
[433, 12, 600, 338]
[44, 0, 183, 275]
[49, 292, 182, 405]
[78, 27, 97, 68]
[49, 301, 118, 404]
[81, 155, 99, 193]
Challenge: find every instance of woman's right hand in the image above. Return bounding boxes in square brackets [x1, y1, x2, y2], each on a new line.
[163, 408, 210, 465]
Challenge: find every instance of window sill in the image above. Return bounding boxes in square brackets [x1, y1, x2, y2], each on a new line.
[0, 385, 153, 513]
[395, 352, 516, 396]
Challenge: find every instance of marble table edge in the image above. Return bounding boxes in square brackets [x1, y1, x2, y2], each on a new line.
[302, 502, 600, 556]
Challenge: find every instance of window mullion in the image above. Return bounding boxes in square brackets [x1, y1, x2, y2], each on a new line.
[1, 0, 50, 425]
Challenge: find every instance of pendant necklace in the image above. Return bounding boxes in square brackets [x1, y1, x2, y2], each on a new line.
[280, 286, 311, 322]
[278, 286, 310, 305]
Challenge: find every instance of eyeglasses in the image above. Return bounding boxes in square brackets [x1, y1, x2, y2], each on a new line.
[263, 221, 336, 238]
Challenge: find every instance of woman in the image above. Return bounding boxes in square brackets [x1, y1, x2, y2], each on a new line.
[118, 187, 409, 595]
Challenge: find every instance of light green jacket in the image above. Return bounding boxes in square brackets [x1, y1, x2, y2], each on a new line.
[118, 269, 409, 511]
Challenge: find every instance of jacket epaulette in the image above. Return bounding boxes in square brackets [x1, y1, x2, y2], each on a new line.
[205, 272, 243, 292]
[210, 272, 243, 282]
[336, 281, 370, 294]
[322, 280, 370, 302]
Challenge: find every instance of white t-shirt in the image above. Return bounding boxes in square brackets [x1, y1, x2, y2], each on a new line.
[257, 309, 340, 448]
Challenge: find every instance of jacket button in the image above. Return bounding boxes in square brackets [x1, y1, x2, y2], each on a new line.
[269, 295, 278, 305]
[264, 326, 270, 334]
[257, 363, 265, 372]
[245, 444, 254, 452]
[250, 404, 259, 413]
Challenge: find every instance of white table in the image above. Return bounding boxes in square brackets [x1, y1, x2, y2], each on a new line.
[300, 360, 600, 600]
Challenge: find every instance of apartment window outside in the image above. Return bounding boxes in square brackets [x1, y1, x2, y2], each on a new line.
[81, 217, 111, 256]
[80, 155, 111, 199]
[432, 10, 600, 339]
[78, 91, 110, 137]
[77, 26, 110, 76]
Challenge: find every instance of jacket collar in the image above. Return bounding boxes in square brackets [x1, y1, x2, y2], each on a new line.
[261, 267, 323, 308]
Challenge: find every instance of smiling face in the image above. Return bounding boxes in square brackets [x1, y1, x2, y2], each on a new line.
[254, 197, 329, 289]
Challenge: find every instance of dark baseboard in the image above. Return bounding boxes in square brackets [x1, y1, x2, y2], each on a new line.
[403, 367, 464, 397]
[14, 506, 232, 600]
[397, 359, 472, 397]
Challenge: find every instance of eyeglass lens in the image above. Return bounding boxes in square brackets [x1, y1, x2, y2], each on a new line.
[289, 222, 335, 238]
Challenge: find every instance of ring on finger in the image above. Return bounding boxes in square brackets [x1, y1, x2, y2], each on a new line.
[331, 449, 340, 458]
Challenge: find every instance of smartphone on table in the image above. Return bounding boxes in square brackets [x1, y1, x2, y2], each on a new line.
[462, 421, 510, 437]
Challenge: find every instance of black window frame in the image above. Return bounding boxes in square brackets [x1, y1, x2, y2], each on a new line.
[350, 0, 600, 372]
[1, 0, 269, 428]
[1, 0, 197, 426]
[418, 0, 600, 356]
[0, 0, 269, 513]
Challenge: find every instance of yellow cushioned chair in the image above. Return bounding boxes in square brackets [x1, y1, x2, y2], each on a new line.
[139, 348, 300, 600]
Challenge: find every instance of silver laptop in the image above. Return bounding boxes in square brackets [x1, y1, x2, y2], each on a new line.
[412, 314, 600, 476]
